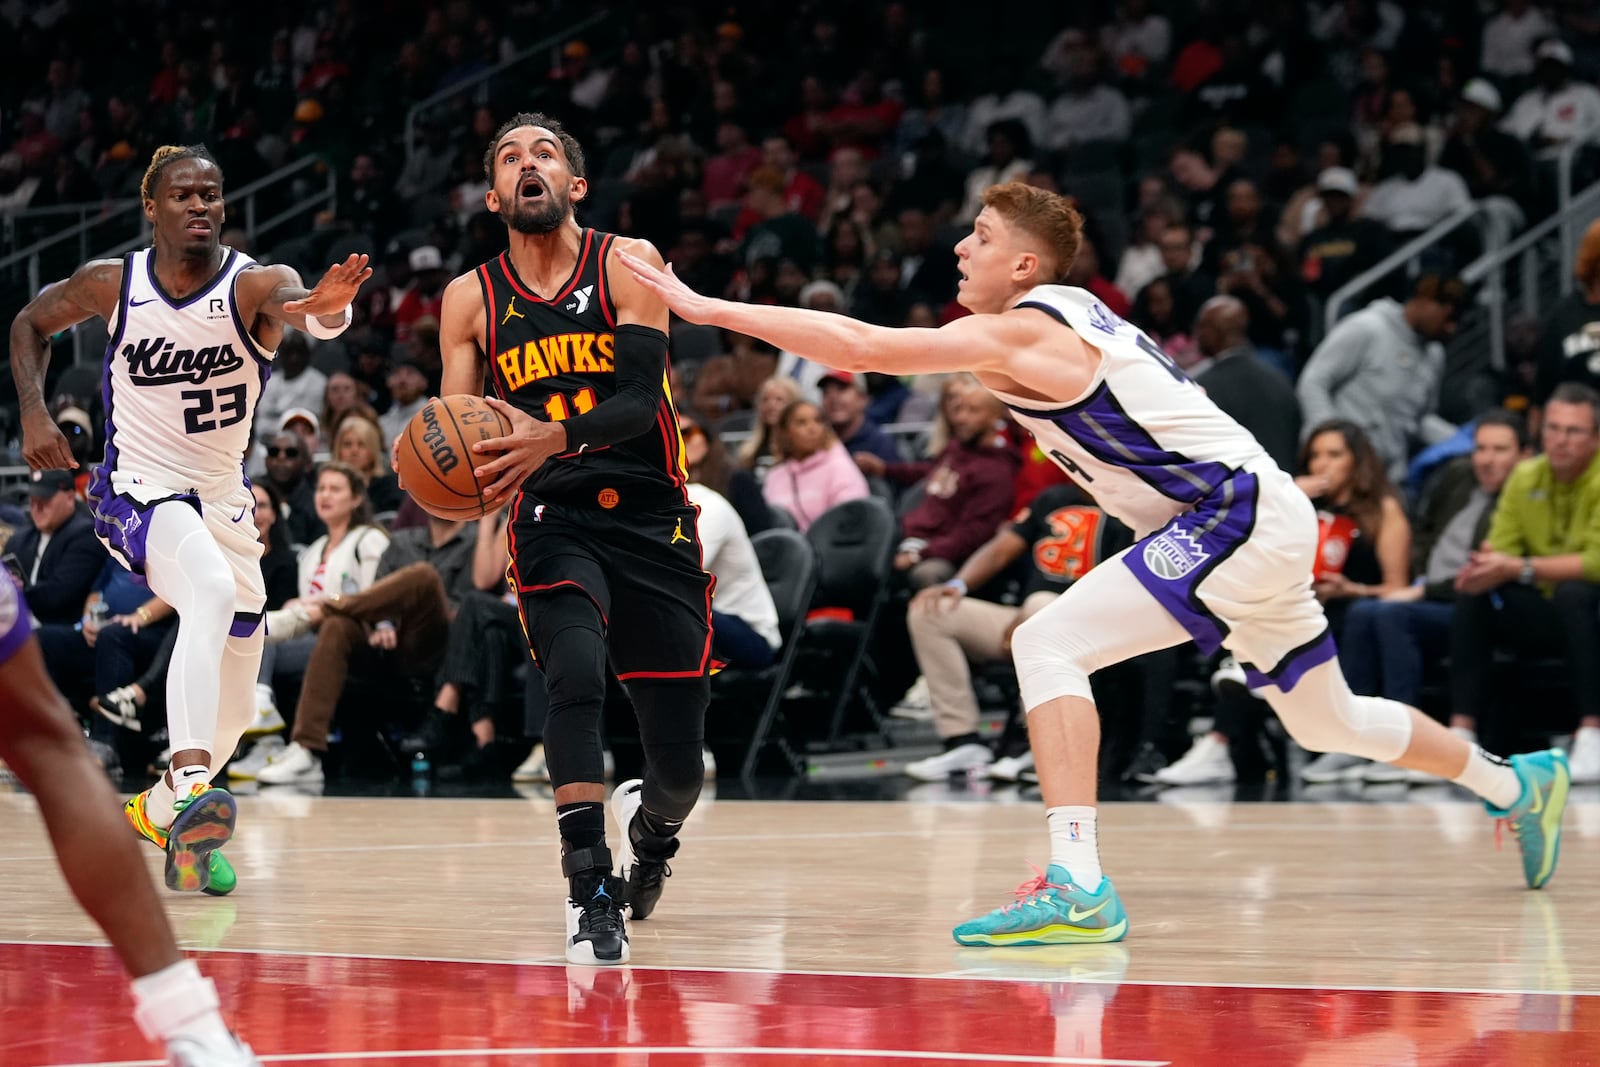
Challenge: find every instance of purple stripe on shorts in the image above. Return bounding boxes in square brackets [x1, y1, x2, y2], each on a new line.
[0, 577, 35, 666]
[1244, 631, 1338, 693]
[1122, 472, 1260, 656]
[1046, 386, 1234, 504]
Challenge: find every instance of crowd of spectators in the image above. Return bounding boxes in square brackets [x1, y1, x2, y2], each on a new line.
[4, 0, 1600, 790]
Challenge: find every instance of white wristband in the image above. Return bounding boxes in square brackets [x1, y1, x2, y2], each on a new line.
[303, 304, 353, 340]
[945, 578, 968, 596]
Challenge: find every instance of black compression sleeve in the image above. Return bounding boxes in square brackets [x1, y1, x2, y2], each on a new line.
[561, 323, 667, 452]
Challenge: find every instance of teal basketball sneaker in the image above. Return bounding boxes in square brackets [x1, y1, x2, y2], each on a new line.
[953, 865, 1129, 946]
[1487, 749, 1570, 890]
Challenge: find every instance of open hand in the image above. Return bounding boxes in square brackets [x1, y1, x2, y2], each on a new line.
[284, 253, 373, 319]
[472, 395, 568, 506]
[368, 622, 398, 650]
[617, 251, 720, 324]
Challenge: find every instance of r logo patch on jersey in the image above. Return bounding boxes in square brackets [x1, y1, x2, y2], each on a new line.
[1142, 527, 1209, 580]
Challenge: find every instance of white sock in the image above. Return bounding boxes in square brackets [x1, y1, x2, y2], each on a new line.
[1453, 745, 1521, 810]
[1045, 806, 1103, 891]
[143, 775, 179, 830]
[131, 960, 237, 1050]
[1451, 725, 1477, 744]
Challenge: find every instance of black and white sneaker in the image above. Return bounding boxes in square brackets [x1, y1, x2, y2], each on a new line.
[610, 778, 678, 920]
[563, 848, 629, 966]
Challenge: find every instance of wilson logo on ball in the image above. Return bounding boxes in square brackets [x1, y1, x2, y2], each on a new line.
[420, 404, 460, 474]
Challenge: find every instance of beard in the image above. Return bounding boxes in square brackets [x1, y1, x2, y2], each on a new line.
[501, 187, 569, 235]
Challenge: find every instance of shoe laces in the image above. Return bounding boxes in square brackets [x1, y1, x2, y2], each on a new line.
[631, 858, 672, 888]
[578, 879, 625, 932]
[1002, 863, 1072, 914]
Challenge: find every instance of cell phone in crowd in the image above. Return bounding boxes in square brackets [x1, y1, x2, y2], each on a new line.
[1, 554, 22, 584]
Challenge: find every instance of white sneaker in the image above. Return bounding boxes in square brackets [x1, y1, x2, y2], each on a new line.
[702, 746, 717, 779]
[244, 684, 286, 738]
[610, 777, 644, 914]
[1300, 751, 1371, 784]
[255, 741, 323, 785]
[1567, 726, 1600, 784]
[988, 751, 1035, 782]
[890, 676, 933, 721]
[227, 736, 285, 781]
[904, 742, 994, 782]
[166, 1034, 262, 1067]
[1152, 734, 1236, 785]
[1362, 760, 1411, 784]
[513, 742, 549, 782]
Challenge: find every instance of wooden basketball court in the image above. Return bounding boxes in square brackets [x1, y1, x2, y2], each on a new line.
[2, 786, 1597, 1065]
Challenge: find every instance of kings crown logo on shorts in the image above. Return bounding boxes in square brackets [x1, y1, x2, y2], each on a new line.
[123, 335, 244, 386]
[1142, 527, 1210, 580]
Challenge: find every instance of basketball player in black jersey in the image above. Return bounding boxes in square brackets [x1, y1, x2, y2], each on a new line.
[430, 112, 711, 965]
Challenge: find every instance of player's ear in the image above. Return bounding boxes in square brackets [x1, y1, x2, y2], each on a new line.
[569, 175, 588, 205]
[1014, 251, 1039, 284]
[142, 198, 156, 225]
[484, 187, 500, 213]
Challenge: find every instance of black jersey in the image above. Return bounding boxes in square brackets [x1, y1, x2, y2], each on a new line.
[476, 228, 689, 509]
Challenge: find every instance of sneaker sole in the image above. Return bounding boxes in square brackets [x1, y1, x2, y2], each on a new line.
[952, 919, 1129, 946]
[165, 792, 236, 893]
[565, 938, 631, 965]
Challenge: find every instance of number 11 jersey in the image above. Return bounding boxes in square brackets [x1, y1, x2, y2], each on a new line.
[476, 228, 690, 510]
[95, 247, 273, 498]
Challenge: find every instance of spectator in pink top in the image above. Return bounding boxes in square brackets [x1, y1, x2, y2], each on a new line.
[763, 399, 871, 531]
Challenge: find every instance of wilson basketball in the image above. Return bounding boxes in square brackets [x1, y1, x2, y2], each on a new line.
[396, 395, 512, 519]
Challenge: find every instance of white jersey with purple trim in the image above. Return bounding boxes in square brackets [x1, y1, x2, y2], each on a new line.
[988, 284, 1272, 537]
[95, 247, 273, 499]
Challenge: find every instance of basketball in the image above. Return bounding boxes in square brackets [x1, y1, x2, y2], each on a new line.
[395, 394, 512, 519]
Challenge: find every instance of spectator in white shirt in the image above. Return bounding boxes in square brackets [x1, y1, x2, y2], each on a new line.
[377, 356, 429, 447]
[957, 120, 1034, 225]
[1501, 39, 1600, 148]
[250, 329, 326, 478]
[687, 482, 781, 669]
[1481, 0, 1557, 80]
[1099, 0, 1172, 82]
[959, 83, 1045, 160]
[1362, 125, 1473, 237]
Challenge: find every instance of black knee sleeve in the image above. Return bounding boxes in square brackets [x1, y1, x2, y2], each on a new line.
[528, 592, 609, 789]
[626, 675, 710, 826]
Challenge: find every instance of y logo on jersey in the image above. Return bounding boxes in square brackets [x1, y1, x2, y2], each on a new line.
[122, 336, 244, 386]
[566, 285, 594, 315]
[1142, 526, 1210, 580]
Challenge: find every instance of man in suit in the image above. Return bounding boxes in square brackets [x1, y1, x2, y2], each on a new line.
[1192, 296, 1302, 472]
[13, 468, 104, 627]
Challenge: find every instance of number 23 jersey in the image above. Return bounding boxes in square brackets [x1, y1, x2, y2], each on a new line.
[476, 228, 689, 508]
[95, 247, 273, 498]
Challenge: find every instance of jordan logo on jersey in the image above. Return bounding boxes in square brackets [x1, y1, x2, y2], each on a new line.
[566, 285, 593, 315]
[670, 517, 692, 545]
[502, 297, 525, 325]
[122, 335, 244, 386]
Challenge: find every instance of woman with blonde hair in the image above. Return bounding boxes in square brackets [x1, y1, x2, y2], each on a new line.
[739, 376, 804, 479]
[332, 415, 401, 514]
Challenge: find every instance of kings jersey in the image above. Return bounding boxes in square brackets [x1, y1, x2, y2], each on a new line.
[476, 229, 689, 508]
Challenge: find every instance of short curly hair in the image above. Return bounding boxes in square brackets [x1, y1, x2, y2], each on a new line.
[482, 112, 586, 181]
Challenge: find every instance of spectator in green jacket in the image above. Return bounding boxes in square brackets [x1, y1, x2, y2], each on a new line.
[1449, 383, 1600, 781]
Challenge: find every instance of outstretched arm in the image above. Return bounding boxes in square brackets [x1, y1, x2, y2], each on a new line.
[617, 250, 1021, 377]
[252, 254, 373, 332]
[9, 259, 121, 470]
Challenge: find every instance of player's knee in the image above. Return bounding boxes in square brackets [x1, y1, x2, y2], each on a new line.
[1264, 663, 1411, 761]
[644, 740, 704, 815]
[1011, 613, 1095, 708]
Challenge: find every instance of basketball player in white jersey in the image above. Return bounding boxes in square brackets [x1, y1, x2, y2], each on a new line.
[621, 181, 1571, 945]
[0, 577, 259, 1064]
[11, 144, 370, 895]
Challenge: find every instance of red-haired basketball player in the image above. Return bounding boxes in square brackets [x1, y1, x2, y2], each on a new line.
[622, 181, 1571, 946]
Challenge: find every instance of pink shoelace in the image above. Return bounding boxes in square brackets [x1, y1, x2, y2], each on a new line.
[1002, 863, 1073, 913]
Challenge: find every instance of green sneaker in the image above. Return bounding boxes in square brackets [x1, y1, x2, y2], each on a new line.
[125, 788, 237, 896]
[953, 865, 1128, 946]
[1487, 750, 1570, 890]
[165, 786, 237, 894]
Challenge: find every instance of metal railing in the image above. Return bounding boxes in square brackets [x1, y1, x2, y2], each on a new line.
[1322, 202, 1509, 338]
[403, 11, 613, 163]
